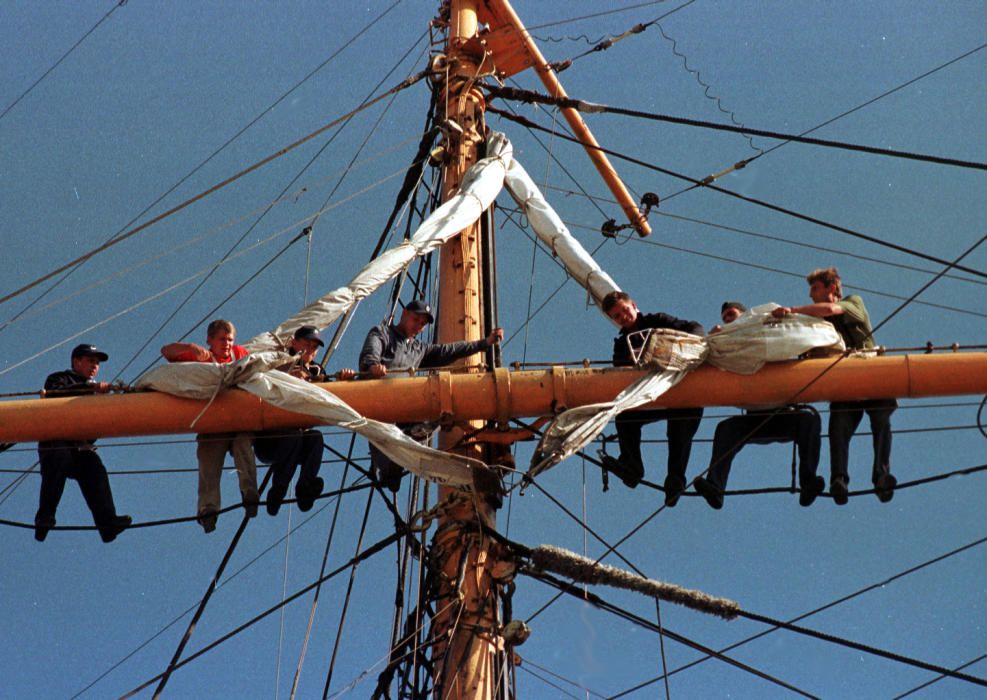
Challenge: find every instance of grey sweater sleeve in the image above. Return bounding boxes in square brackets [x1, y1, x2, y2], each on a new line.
[418, 338, 488, 369]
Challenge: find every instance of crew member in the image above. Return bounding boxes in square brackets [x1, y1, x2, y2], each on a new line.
[161, 319, 258, 532]
[772, 267, 897, 504]
[693, 302, 825, 509]
[35, 344, 132, 543]
[358, 299, 503, 491]
[599, 291, 704, 507]
[254, 325, 354, 515]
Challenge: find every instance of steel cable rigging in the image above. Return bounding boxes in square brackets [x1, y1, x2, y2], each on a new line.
[0, 0, 408, 333]
[488, 106, 987, 281]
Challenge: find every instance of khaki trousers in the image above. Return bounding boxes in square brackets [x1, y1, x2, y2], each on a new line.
[195, 432, 257, 515]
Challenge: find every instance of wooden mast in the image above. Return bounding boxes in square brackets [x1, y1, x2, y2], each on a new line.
[429, 2, 503, 698]
[3, 353, 987, 443]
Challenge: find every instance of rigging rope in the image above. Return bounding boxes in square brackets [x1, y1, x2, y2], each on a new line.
[487, 84, 987, 171]
[119, 527, 409, 700]
[488, 106, 987, 281]
[72, 474, 368, 700]
[528, 569, 820, 699]
[289, 436, 356, 700]
[0, 0, 408, 333]
[321, 478, 377, 698]
[148, 467, 274, 699]
[0, 70, 428, 310]
[0, 1, 126, 122]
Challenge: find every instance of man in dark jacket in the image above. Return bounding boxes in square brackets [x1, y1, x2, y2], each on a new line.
[599, 291, 704, 506]
[35, 344, 131, 543]
[254, 326, 354, 515]
[693, 302, 824, 509]
[358, 299, 503, 491]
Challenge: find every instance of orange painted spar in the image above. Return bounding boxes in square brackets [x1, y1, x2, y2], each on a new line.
[1, 353, 986, 443]
[478, 0, 651, 237]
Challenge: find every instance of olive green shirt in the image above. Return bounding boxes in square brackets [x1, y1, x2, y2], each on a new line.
[828, 294, 874, 350]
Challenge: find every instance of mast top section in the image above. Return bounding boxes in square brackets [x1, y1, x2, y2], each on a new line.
[436, 0, 652, 237]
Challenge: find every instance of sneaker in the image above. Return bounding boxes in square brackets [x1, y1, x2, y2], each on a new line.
[295, 476, 324, 512]
[874, 473, 897, 503]
[799, 476, 825, 507]
[99, 514, 133, 543]
[242, 487, 260, 518]
[34, 515, 55, 542]
[830, 476, 849, 506]
[599, 455, 643, 489]
[266, 482, 288, 516]
[197, 508, 219, 533]
[664, 475, 685, 508]
[693, 476, 724, 510]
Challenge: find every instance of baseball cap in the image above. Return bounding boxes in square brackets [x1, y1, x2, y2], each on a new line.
[71, 343, 109, 361]
[403, 299, 434, 323]
[293, 325, 324, 347]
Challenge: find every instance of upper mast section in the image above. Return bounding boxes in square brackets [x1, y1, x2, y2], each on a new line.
[474, 0, 652, 236]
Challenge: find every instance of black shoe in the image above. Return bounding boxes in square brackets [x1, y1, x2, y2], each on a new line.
[693, 477, 724, 510]
[266, 483, 288, 516]
[34, 516, 55, 542]
[664, 475, 685, 508]
[100, 515, 132, 543]
[374, 462, 404, 493]
[799, 476, 825, 507]
[874, 473, 897, 503]
[295, 476, 324, 512]
[197, 508, 219, 533]
[242, 487, 259, 518]
[831, 476, 849, 506]
[599, 455, 643, 489]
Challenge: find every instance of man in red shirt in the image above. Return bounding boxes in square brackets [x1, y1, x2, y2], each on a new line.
[161, 319, 258, 532]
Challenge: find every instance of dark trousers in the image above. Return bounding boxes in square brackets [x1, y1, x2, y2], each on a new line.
[254, 429, 323, 491]
[36, 441, 119, 528]
[829, 399, 896, 484]
[615, 407, 703, 483]
[706, 409, 821, 491]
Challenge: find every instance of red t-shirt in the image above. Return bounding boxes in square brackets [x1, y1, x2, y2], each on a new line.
[172, 345, 249, 363]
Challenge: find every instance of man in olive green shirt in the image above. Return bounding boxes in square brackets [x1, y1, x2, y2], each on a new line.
[773, 267, 897, 505]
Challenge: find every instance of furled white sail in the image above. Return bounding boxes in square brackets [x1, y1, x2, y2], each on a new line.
[135, 353, 490, 488]
[502, 157, 620, 310]
[244, 132, 513, 353]
[529, 308, 843, 477]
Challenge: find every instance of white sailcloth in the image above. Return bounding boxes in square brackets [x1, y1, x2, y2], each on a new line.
[244, 132, 513, 353]
[529, 308, 843, 477]
[502, 157, 620, 311]
[135, 353, 489, 488]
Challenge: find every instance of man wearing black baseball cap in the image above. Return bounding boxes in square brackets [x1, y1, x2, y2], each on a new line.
[358, 299, 503, 491]
[34, 344, 131, 542]
[254, 325, 356, 515]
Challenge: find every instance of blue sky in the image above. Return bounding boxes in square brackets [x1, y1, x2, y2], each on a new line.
[1, 1, 985, 698]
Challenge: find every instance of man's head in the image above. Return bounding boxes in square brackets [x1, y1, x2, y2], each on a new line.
[396, 299, 433, 338]
[602, 291, 639, 330]
[806, 267, 842, 303]
[206, 319, 236, 361]
[71, 343, 108, 379]
[291, 325, 324, 362]
[720, 301, 746, 325]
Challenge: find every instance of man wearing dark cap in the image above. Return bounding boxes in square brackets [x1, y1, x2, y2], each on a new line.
[254, 325, 354, 514]
[358, 299, 504, 491]
[34, 344, 131, 542]
[692, 302, 824, 509]
[710, 301, 746, 334]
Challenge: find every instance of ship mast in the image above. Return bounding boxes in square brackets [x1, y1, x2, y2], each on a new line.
[429, 2, 503, 697]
